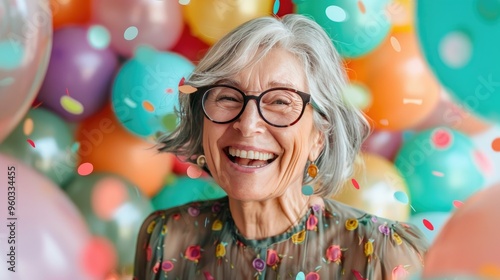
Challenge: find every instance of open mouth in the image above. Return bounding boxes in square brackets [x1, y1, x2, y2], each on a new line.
[225, 147, 277, 168]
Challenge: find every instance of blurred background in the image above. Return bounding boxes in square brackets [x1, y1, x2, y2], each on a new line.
[0, 0, 499, 279]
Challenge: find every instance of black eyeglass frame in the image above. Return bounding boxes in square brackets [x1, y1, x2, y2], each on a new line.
[197, 84, 314, 128]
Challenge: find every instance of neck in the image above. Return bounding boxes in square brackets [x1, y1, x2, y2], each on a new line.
[228, 190, 324, 240]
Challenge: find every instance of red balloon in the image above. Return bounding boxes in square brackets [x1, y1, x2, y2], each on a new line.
[171, 24, 210, 63]
[276, 0, 294, 17]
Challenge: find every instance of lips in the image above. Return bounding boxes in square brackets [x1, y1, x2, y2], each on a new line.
[226, 147, 277, 168]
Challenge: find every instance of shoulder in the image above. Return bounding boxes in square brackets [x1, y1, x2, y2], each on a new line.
[322, 198, 428, 276]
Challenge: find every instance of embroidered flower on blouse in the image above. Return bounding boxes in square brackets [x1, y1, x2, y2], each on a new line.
[392, 265, 410, 279]
[173, 213, 181, 220]
[364, 240, 374, 257]
[185, 245, 202, 263]
[307, 214, 318, 231]
[325, 245, 342, 264]
[188, 206, 200, 217]
[252, 258, 266, 272]
[161, 260, 174, 272]
[152, 261, 160, 274]
[345, 218, 359, 231]
[291, 229, 306, 244]
[146, 245, 152, 261]
[266, 249, 280, 269]
[147, 220, 156, 234]
[161, 224, 167, 235]
[392, 232, 403, 245]
[371, 216, 378, 223]
[215, 242, 226, 258]
[212, 219, 223, 231]
[312, 204, 321, 213]
[378, 223, 390, 236]
[305, 271, 321, 280]
[211, 202, 222, 213]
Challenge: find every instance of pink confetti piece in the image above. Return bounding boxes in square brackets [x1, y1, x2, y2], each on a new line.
[453, 200, 463, 208]
[351, 178, 360, 189]
[432, 171, 444, 177]
[27, 139, 35, 148]
[423, 219, 434, 231]
[78, 162, 94, 176]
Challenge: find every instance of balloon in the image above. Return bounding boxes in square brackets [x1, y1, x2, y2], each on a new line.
[92, 0, 183, 57]
[0, 153, 108, 280]
[111, 46, 194, 138]
[407, 212, 451, 245]
[183, 0, 273, 45]
[37, 26, 118, 122]
[417, 1, 500, 125]
[274, 0, 294, 17]
[75, 103, 174, 197]
[0, 0, 52, 143]
[152, 176, 227, 210]
[171, 24, 210, 63]
[411, 88, 492, 135]
[395, 127, 488, 214]
[423, 184, 500, 279]
[50, 0, 91, 29]
[362, 129, 403, 160]
[0, 108, 77, 185]
[65, 172, 154, 276]
[333, 153, 411, 221]
[348, 30, 441, 130]
[295, 0, 391, 58]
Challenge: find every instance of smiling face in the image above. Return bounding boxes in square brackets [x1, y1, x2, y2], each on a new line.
[202, 48, 324, 202]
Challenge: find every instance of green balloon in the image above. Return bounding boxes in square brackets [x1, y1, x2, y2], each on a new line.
[395, 127, 486, 214]
[152, 176, 227, 210]
[0, 108, 76, 185]
[295, 0, 391, 58]
[64, 172, 154, 272]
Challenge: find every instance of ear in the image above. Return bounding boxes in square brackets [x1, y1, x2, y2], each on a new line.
[309, 128, 325, 162]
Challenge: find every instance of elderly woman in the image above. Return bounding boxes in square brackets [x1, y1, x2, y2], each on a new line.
[134, 14, 427, 279]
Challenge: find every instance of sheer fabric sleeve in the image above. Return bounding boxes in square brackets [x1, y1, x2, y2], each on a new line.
[133, 211, 167, 280]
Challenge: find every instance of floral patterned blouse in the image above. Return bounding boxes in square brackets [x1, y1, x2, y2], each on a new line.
[133, 196, 428, 280]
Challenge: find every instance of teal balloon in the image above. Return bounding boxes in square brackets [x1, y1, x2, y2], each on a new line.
[111, 46, 194, 137]
[395, 127, 486, 214]
[64, 172, 154, 271]
[407, 212, 451, 245]
[0, 108, 76, 185]
[417, 0, 500, 124]
[295, 0, 391, 58]
[152, 176, 227, 210]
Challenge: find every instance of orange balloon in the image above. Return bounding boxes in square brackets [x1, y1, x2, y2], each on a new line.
[348, 30, 440, 131]
[183, 0, 273, 45]
[76, 104, 173, 197]
[51, 0, 92, 29]
[333, 153, 410, 221]
[411, 88, 492, 135]
[423, 184, 500, 278]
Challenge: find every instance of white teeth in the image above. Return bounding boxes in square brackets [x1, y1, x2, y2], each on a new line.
[228, 147, 275, 161]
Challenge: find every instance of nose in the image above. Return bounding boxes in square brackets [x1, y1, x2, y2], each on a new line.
[232, 99, 266, 136]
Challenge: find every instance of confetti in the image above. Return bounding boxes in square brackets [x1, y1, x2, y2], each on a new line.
[273, 0, 280, 14]
[357, 0, 366, 14]
[78, 162, 94, 176]
[32, 101, 43, 109]
[124, 97, 137, 108]
[394, 191, 409, 204]
[60, 95, 84, 115]
[302, 185, 314, 196]
[422, 219, 434, 231]
[187, 165, 203, 179]
[403, 98, 423, 105]
[27, 139, 35, 148]
[432, 171, 444, 177]
[23, 118, 34, 136]
[439, 31, 472, 68]
[71, 142, 80, 153]
[379, 119, 389, 126]
[92, 177, 128, 220]
[178, 0, 190, 5]
[492, 138, 500, 152]
[124, 26, 139, 41]
[178, 85, 197, 94]
[390, 36, 401, 52]
[431, 128, 452, 149]
[87, 25, 111, 50]
[325, 5, 348, 22]
[142, 100, 155, 112]
[453, 200, 463, 208]
[351, 178, 360, 189]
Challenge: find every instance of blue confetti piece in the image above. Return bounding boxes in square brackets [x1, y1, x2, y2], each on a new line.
[273, 0, 280, 14]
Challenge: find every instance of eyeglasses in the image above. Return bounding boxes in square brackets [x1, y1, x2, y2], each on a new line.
[198, 84, 313, 127]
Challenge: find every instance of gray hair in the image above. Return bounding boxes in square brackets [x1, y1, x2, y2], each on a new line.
[158, 14, 370, 197]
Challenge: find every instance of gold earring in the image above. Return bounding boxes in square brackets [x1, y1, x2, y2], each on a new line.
[196, 155, 206, 167]
[307, 161, 318, 178]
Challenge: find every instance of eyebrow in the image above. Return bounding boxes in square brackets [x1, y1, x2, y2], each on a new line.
[216, 79, 298, 90]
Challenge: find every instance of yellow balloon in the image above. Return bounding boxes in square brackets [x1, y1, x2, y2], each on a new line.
[183, 0, 273, 45]
[333, 153, 411, 221]
[388, 0, 414, 32]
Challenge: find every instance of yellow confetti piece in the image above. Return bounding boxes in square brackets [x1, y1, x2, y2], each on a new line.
[23, 118, 33, 136]
[60, 95, 84, 115]
[480, 264, 500, 277]
[178, 85, 197, 94]
[143, 100, 155, 112]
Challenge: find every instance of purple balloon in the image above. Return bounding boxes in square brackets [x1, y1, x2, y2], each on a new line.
[362, 129, 403, 161]
[37, 26, 118, 122]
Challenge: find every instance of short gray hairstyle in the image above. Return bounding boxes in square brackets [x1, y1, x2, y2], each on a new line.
[158, 14, 370, 197]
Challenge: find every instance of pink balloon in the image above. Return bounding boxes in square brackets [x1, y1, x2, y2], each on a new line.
[362, 129, 403, 161]
[92, 0, 183, 57]
[0, 0, 52, 142]
[423, 184, 500, 278]
[0, 153, 103, 280]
